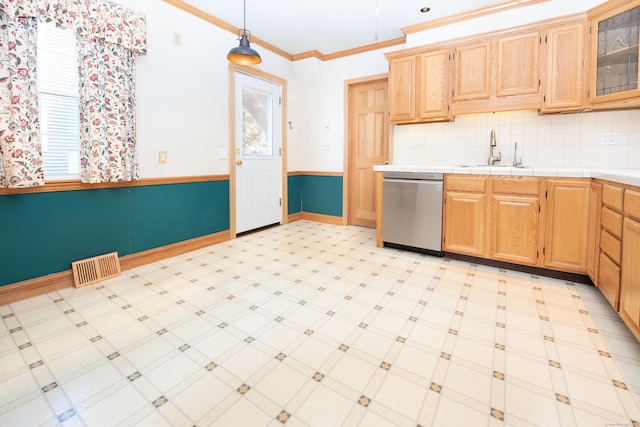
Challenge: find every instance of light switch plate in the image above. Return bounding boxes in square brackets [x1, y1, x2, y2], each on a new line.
[159, 151, 168, 163]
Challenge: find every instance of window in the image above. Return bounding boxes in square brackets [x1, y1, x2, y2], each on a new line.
[36, 22, 80, 180]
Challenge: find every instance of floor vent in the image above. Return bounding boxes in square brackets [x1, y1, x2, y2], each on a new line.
[71, 252, 121, 288]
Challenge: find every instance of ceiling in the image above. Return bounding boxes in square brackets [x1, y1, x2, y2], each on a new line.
[181, 0, 509, 57]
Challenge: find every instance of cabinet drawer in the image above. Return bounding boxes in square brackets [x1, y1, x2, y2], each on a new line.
[598, 252, 620, 310]
[603, 184, 624, 211]
[492, 176, 542, 195]
[625, 189, 640, 222]
[601, 207, 623, 238]
[600, 230, 622, 264]
[445, 175, 487, 192]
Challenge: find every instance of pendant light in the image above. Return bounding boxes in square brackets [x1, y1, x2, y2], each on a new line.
[227, 0, 262, 65]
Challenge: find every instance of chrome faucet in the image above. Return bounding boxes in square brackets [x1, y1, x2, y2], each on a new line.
[488, 129, 501, 165]
[513, 141, 523, 167]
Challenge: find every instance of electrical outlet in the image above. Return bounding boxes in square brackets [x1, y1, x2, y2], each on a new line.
[600, 132, 617, 145]
[324, 123, 330, 133]
[159, 151, 168, 163]
[172, 32, 182, 47]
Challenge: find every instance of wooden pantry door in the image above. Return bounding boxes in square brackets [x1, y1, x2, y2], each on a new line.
[347, 77, 389, 228]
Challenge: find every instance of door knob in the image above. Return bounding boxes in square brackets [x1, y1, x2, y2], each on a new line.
[235, 159, 243, 166]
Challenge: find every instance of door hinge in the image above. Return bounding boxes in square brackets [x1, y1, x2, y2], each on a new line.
[536, 250, 539, 258]
[543, 247, 546, 256]
[543, 95, 546, 102]
[545, 35, 548, 43]
[279, 147, 282, 156]
[279, 97, 282, 105]
[540, 37, 542, 44]
[539, 79, 541, 87]
[279, 198, 282, 206]
[588, 90, 591, 98]
[538, 205, 540, 213]
[545, 190, 548, 199]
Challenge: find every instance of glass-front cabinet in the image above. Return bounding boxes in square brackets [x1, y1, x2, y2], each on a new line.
[590, 0, 640, 106]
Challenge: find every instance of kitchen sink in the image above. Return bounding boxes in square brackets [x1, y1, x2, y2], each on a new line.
[458, 164, 529, 168]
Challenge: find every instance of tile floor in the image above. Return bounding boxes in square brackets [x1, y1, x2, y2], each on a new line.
[1, 220, 640, 427]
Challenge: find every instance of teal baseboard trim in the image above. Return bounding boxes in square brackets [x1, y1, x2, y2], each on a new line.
[0, 180, 230, 287]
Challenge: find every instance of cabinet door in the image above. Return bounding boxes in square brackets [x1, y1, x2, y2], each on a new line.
[544, 179, 590, 273]
[417, 50, 450, 121]
[621, 218, 640, 341]
[444, 191, 487, 257]
[490, 194, 540, 266]
[388, 56, 416, 123]
[497, 32, 541, 97]
[453, 42, 491, 101]
[590, 2, 640, 106]
[542, 22, 587, 112]
[587, 182, 602, 282]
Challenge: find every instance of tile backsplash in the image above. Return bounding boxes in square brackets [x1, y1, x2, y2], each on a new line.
[392, 109, 640, 169]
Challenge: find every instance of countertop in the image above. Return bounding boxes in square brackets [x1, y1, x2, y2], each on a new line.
[373, 165, 640, 187]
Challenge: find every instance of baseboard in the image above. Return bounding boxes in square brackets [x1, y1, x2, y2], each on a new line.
[0, 230, 232, 306]
[287, 212, 303, 222]
[300, 212, 344, 226]
[0, 271, 74, 307]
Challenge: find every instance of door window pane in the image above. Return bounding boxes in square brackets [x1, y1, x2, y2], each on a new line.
[242, 87, 273, 157]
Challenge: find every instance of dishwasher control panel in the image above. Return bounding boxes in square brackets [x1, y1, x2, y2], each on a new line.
[382, 172, 443, 181]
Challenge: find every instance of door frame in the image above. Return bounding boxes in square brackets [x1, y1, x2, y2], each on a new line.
[229, 64, 288, 238]
[343, 73, 390, 227]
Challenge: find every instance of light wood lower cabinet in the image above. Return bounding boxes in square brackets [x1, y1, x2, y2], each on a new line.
[621, 217, 640, 341]
[490, 194, 540, 265]
[489, 177, 544, 266]
[596, 183, 624, 309]
[543, 179, 591, 274]
[443, 175, 487, 257]
[444, 176, 591, 274]
[586, 182, 602, 282]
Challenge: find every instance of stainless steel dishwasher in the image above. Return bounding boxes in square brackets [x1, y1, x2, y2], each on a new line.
[382, 172, 443, 256]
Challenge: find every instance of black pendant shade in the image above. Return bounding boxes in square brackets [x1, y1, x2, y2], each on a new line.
[227, 0, 261, 65]
[228, 31, 261, 65]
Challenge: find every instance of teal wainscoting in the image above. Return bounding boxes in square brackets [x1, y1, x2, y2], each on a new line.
[293, 174, 343, 217]
[287, 175, 302, 215]
[0, 180, 229, 287]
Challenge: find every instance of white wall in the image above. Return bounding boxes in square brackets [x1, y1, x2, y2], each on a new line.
[291, 49, 394, 172]
[117, 0, 300, 178]
[393, 110, 640, 169]
[121, 0, 637, 177]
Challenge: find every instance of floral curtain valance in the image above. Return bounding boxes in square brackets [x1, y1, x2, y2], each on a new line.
[0, 0, 146, 54]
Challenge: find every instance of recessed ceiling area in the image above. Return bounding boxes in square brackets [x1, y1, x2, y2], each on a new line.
[180, 0, 508, 56]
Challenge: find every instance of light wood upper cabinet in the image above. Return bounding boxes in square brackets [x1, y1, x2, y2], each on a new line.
[544, 179, 591, 274]
[497, 32, 541, 97]
[387, 50, 451, 124]
[452, 32, 541, 115]
[388, 56, 416, 123]
[541, 21, 588, 113]
[417, 50, 451, 121]
[453, 42, 491, 102]
[589, 0, 640, 109]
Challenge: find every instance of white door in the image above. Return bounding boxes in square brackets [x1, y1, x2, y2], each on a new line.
[235, 72, 282, 234]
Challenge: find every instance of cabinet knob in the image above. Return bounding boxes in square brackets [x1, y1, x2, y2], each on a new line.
[235, 159, 243, 166]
